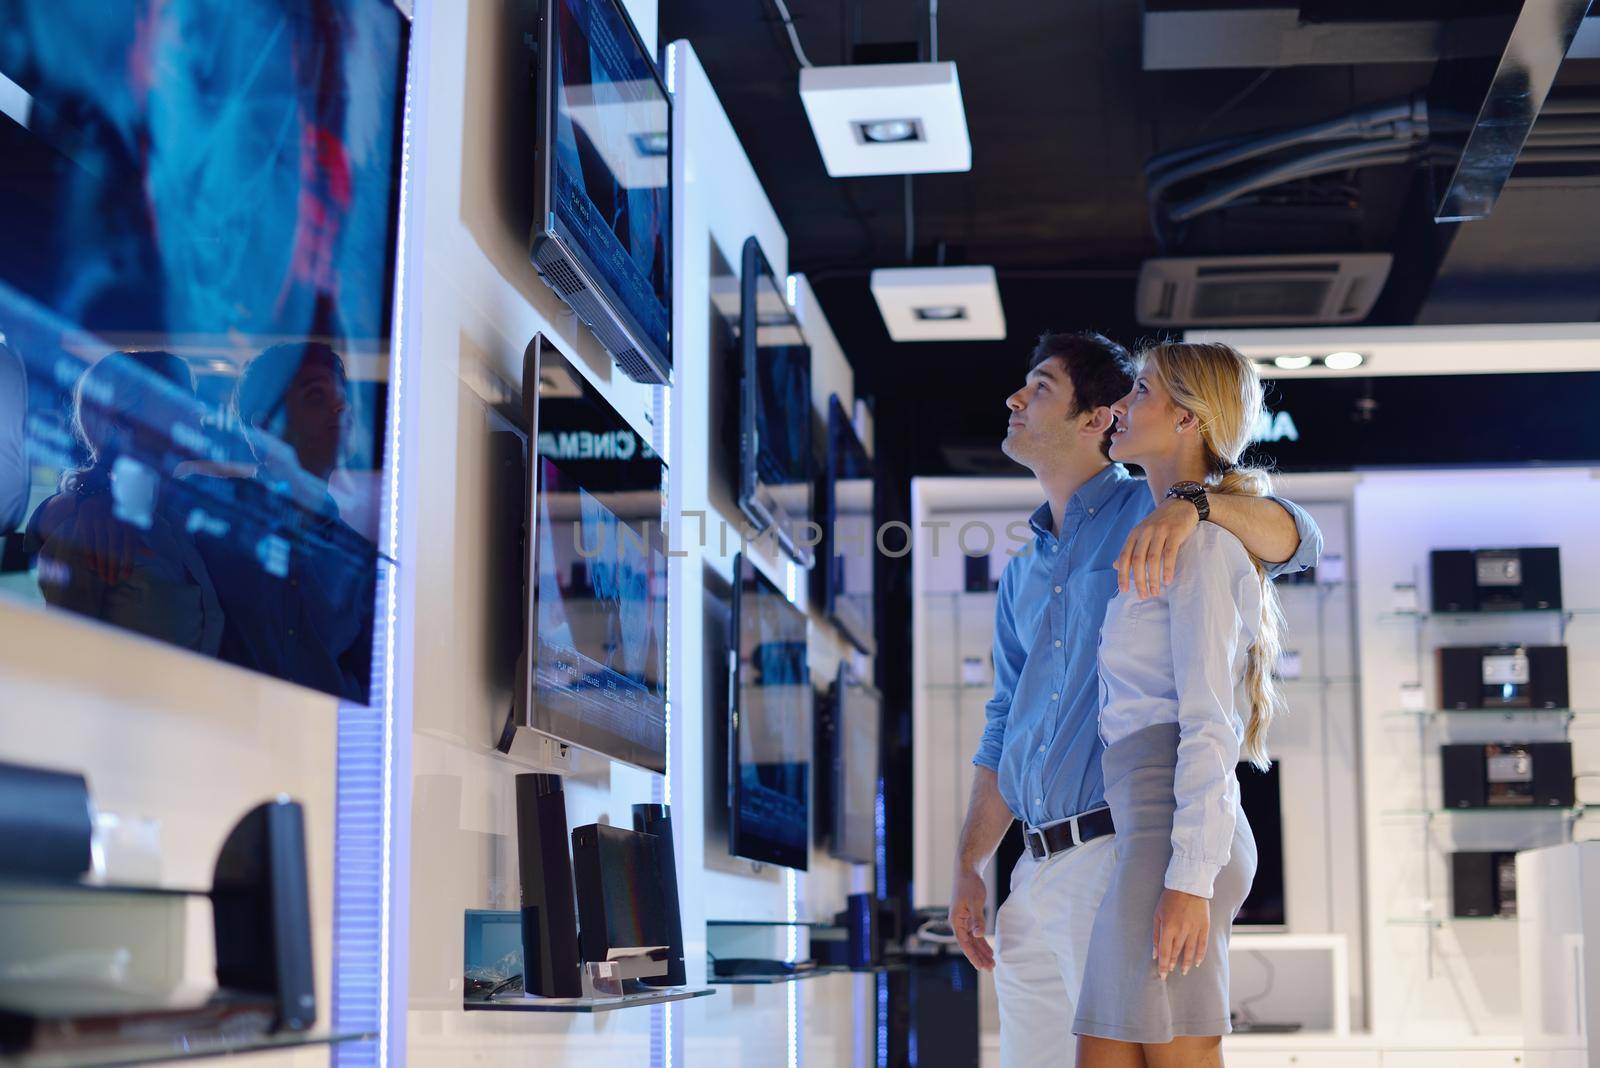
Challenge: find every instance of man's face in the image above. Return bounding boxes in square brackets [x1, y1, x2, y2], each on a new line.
[1001, 357, 1082, 470]
[277, 363, 349, 480]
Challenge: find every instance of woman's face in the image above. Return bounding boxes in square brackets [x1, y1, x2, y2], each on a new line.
[1108, 366, 1185, 466]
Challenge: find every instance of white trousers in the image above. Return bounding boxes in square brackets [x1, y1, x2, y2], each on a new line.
[993, 833, 1117, 1068]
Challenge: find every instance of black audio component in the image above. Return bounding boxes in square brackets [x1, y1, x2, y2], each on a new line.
[631, 804, 686, 987]
[1441, 743, 1574, 809]
[514, 774, 582, 998]
[1430, 548, 1562, 613]
[0, 761, 93, 882]
[1438, 645, 1569, 710]
[211, 799, 315, 1032]
[1451, 852, 1518, 918]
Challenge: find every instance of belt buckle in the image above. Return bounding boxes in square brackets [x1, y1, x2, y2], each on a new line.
[1068, 814, 1084, 849]
[1026, 827, 1047, 860]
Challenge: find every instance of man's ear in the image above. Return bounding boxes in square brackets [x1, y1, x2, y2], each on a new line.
[1082, 405, 1115, 437]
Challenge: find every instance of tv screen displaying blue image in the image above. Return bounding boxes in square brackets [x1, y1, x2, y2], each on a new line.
[738, 238, 813, 568]
[538, 0, 671, 380]
[0, 0, 406, 704]
[730, 552, 811, 870]
[517, 336, 668, 774]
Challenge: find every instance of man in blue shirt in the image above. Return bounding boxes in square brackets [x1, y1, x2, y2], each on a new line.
[948, 332, 1321, 1068]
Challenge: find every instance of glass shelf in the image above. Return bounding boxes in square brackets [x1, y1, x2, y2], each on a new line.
[706, 919, 836, 928]
[1381, 805, 1592, 820]
[1385, 914, 1515, 928]
[709, 965, 850, 986]
[464, 987, 715, 1013]
[0, 1029, 371, 1068]
[1379, 608, 1594, 624]
[1384, 707, 1597, 720]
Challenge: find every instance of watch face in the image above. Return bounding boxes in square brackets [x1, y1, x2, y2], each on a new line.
[1169, 481, 1204, 497]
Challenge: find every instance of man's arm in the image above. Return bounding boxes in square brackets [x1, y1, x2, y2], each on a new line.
[949, 767, 1012, 972]
[1118, 493, 1322, 598]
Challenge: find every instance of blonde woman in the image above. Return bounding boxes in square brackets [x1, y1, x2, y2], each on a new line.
[1073, 342, 1286, 1068]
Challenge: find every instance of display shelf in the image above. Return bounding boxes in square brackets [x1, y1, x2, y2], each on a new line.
[1385, 914, 1514, 928]
[463, 987, 715, 1013]
[0, 877, 210, 900]
[1379, 607, 1595, 624]
[1383, 707, 1597, 720]
[706, 919, 835, 928]
[1380, 805, 1593, 820]
[0, 1029, 371, 1068]
[708, 965, 849, 986]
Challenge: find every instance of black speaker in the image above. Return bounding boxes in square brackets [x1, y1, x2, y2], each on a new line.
[964, 554, 990, 593]
[632, 804, 686, 987]
[0, 761, 93, 882]
[1441, 743, 1574, 809]
[1452, 852, 1518, 918]
[514, 774, 582, 998]
[210, 799, 315, 1032]
[1519, 548, 1563, 610]
[1430, 550, 1478, 612]
[1438, 645, 1570, 710]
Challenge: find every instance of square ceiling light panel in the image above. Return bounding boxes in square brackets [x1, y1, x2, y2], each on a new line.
[870, 266, 1006, 342]
[799, 62, 971, 177]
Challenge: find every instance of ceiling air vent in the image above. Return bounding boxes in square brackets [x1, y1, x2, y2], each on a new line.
[1136, 253, 1392, 327]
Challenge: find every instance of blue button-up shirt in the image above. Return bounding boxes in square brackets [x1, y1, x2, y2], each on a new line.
[971, 464, 1322, 828]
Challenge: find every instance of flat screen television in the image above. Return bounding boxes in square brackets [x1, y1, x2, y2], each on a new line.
[500, 334, 668, 773]
[1235, 760, 1285, 927]
[530, 0, 672, 384]
[0, 0, 407, 705]
[739, 237, 813, 568]
[729, 552, 811, 870]
[824, 395, 875, 654]
[825, 662, 881, 865]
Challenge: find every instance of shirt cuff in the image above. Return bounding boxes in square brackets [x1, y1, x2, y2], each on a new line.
[1164, 854, 1221, 899]
[971, 750, 1000, 773]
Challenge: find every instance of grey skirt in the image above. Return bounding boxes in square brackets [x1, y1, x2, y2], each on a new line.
[1072, 722, 1256, 1044]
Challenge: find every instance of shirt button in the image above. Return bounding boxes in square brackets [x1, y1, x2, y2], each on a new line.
[1055, 639, 1062, 648]
[1051, 692, 1059, 701]
[1035, 797, 1043, 805]
[1038, 745, 1046, 753]
[1054, 585, 1062, 594]
[1088, 507, 1096, 515]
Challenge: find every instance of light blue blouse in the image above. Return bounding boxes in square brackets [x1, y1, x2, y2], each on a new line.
[1096, 522, 1262, 898]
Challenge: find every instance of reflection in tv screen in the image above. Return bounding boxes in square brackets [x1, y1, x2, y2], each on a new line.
[0, 0, 407, 704]
[733, 556, 811, 870]
[550, 0, 671, 364]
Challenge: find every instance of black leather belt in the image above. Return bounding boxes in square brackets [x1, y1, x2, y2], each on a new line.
[1023, 807, 1115, 860]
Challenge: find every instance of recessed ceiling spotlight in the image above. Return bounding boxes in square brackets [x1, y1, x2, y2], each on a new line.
[1325, 351, 1365, 370]
[1273, 355, 1314, 370]
[913, 305, 967, 321]
[857, 119, 922, 144]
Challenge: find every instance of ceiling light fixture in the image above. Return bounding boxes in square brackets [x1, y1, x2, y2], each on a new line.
[857, 119, 922, 144]
[799, 62, 971, 176]
[1273, 355, 1314, 370]
[1324, 351, 1366, 370]
[871, 265, 1004, 342]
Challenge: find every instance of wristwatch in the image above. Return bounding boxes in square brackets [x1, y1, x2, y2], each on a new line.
[1165, 481, 1210, 522]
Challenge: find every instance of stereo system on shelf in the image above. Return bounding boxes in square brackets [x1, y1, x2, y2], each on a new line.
[1430, 547, 1562, 613]
[1438, 645, 1569, 710]
[1441, 742, 1574, 809]
[1451, 851, 1518, 918]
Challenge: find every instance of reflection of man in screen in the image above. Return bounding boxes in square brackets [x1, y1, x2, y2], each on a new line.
[0, 341, 27, 534]
[189, 342, 375, 702]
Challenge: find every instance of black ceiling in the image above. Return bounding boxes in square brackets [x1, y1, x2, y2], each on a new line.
[661, 1, 1600, 476]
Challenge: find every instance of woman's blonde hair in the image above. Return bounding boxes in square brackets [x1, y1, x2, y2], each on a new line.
[1139, 341, 1285, 770]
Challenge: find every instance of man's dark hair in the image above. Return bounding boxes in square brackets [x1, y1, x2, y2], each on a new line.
[235, 342, 349, 429]
[1026, 331, 1136, 456]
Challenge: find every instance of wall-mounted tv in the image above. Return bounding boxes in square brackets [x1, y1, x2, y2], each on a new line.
[729, 552, 811, 870]
[824, 395, 875, 655]
[1236, 760, 1285, 927]
[821, 662, 881, 865]
[739, 238, 814, 568]
[500, 334, 668, 773]
[530, 0, 672, 385]
[0, 0, 407, 705]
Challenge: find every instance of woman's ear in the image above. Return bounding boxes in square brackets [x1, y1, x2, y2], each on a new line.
[1175, 409, 1199, 434]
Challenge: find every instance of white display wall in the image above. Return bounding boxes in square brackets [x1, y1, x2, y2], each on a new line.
[396, 1, 873, 1064]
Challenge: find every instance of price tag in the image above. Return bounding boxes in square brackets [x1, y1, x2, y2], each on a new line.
[1399, 683, 1426, 711]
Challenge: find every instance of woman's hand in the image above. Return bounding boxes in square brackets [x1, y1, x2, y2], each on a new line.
[1153, 888, 1210, 981]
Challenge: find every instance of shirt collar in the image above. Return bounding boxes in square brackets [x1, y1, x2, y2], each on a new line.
[1027, 464, 1130, 539]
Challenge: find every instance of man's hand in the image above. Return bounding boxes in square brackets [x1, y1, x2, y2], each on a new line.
[1153, 888, 1210, 981]
[949, 867, 994, 972]
[1116, 498, 1199, 599]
